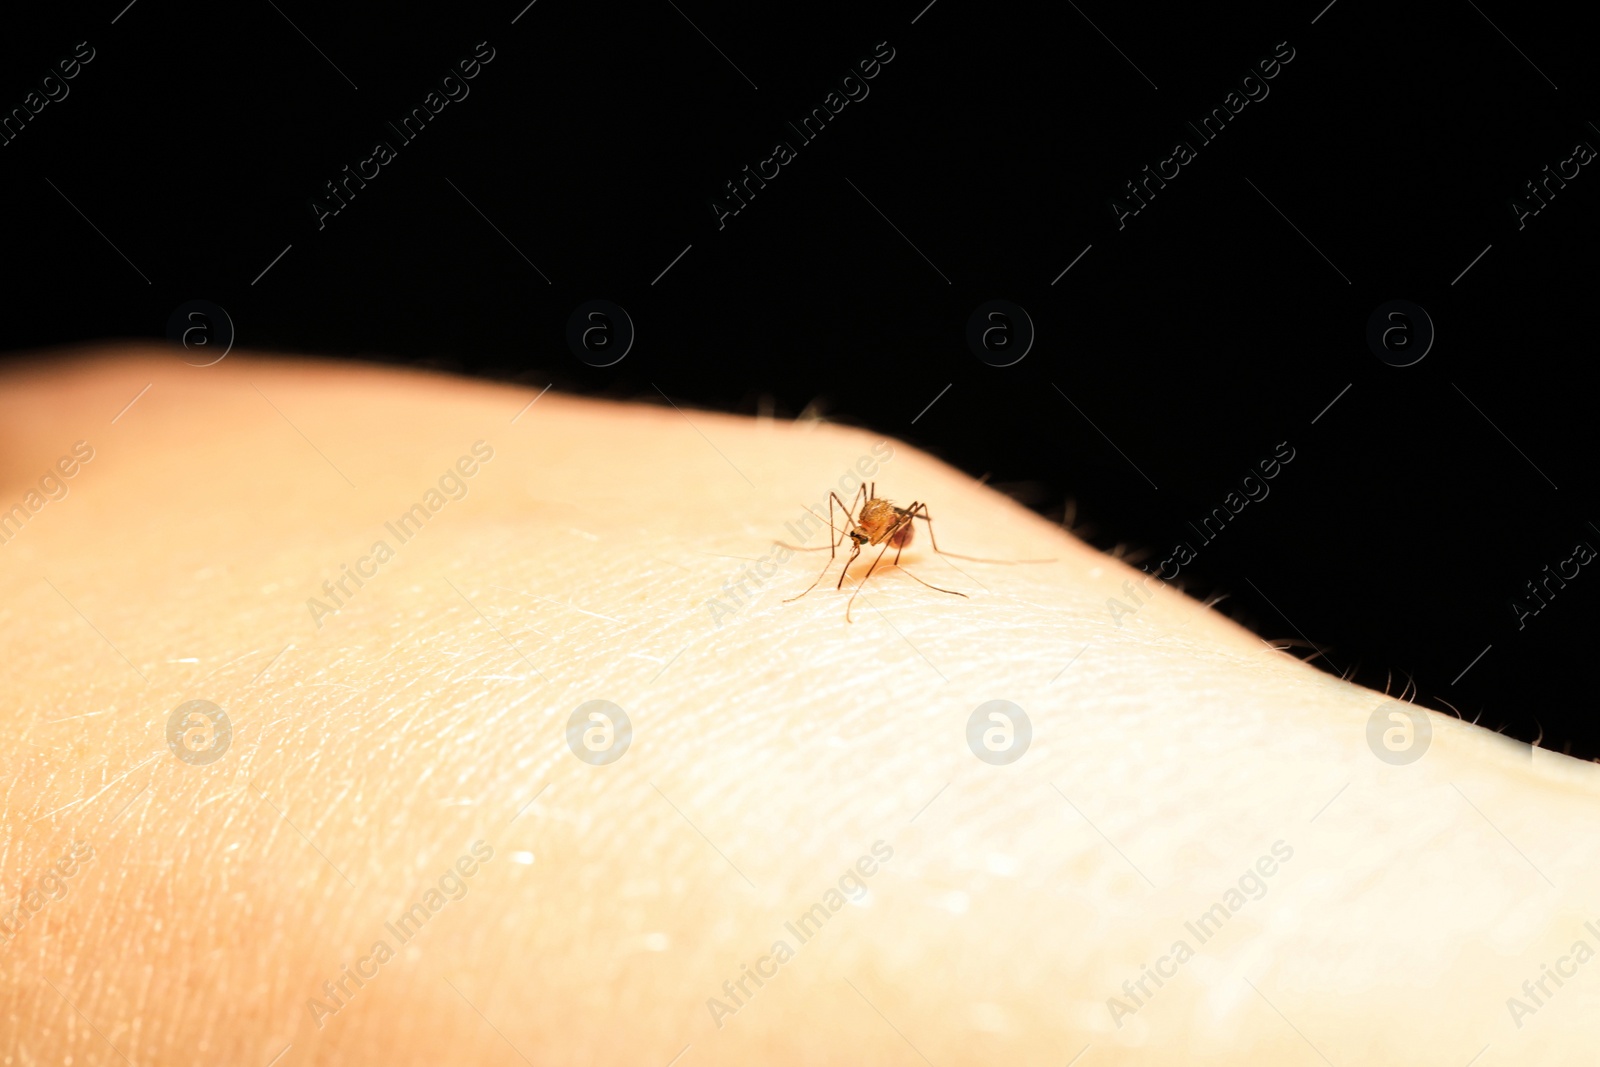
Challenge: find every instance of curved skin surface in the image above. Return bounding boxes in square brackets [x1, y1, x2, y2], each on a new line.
[0, 344, 1596, 1065]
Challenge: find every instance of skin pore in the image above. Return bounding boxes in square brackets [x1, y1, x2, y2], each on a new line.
[1, 344, 1597, 1065]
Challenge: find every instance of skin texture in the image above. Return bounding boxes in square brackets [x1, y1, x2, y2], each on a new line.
[1, 344, 1597, 1065]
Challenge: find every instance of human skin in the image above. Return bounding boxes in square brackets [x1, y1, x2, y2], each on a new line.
[0, 344, 1596, 1065]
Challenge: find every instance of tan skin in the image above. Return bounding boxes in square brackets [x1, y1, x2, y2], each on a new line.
[1, 344, 1598, 1065]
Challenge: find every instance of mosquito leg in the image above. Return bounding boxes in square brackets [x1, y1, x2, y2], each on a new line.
[844, 540, 892, 623]
[777, 489, 858, 554]
[834, 540, 862, 591]
[774, 507, 836, 553]
[821, 487, 864, 587]
[889, 515, 967, 598]
[906, 502, 1054, 563]
[783, 489, 867, 602]
[897, 567, 969, 597]
[905, 502, 947, 554]
[783, 554, 834, 603]
[793, 539, 861, 609]
[821, 489, 861, 558]
[834, 487, 866, 556]
[823, 487, 864, 559]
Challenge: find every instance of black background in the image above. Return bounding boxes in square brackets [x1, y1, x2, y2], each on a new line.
[2, 2, 1594, 753]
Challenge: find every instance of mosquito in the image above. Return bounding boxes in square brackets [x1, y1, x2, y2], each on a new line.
[781, 482, 1018, 622]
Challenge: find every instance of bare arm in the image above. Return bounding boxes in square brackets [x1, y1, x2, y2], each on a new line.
[2, 345, 1596, 1066]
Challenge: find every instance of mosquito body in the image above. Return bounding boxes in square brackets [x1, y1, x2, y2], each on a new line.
[782, 482, 967, 622]
[849, 497, 916, 550]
